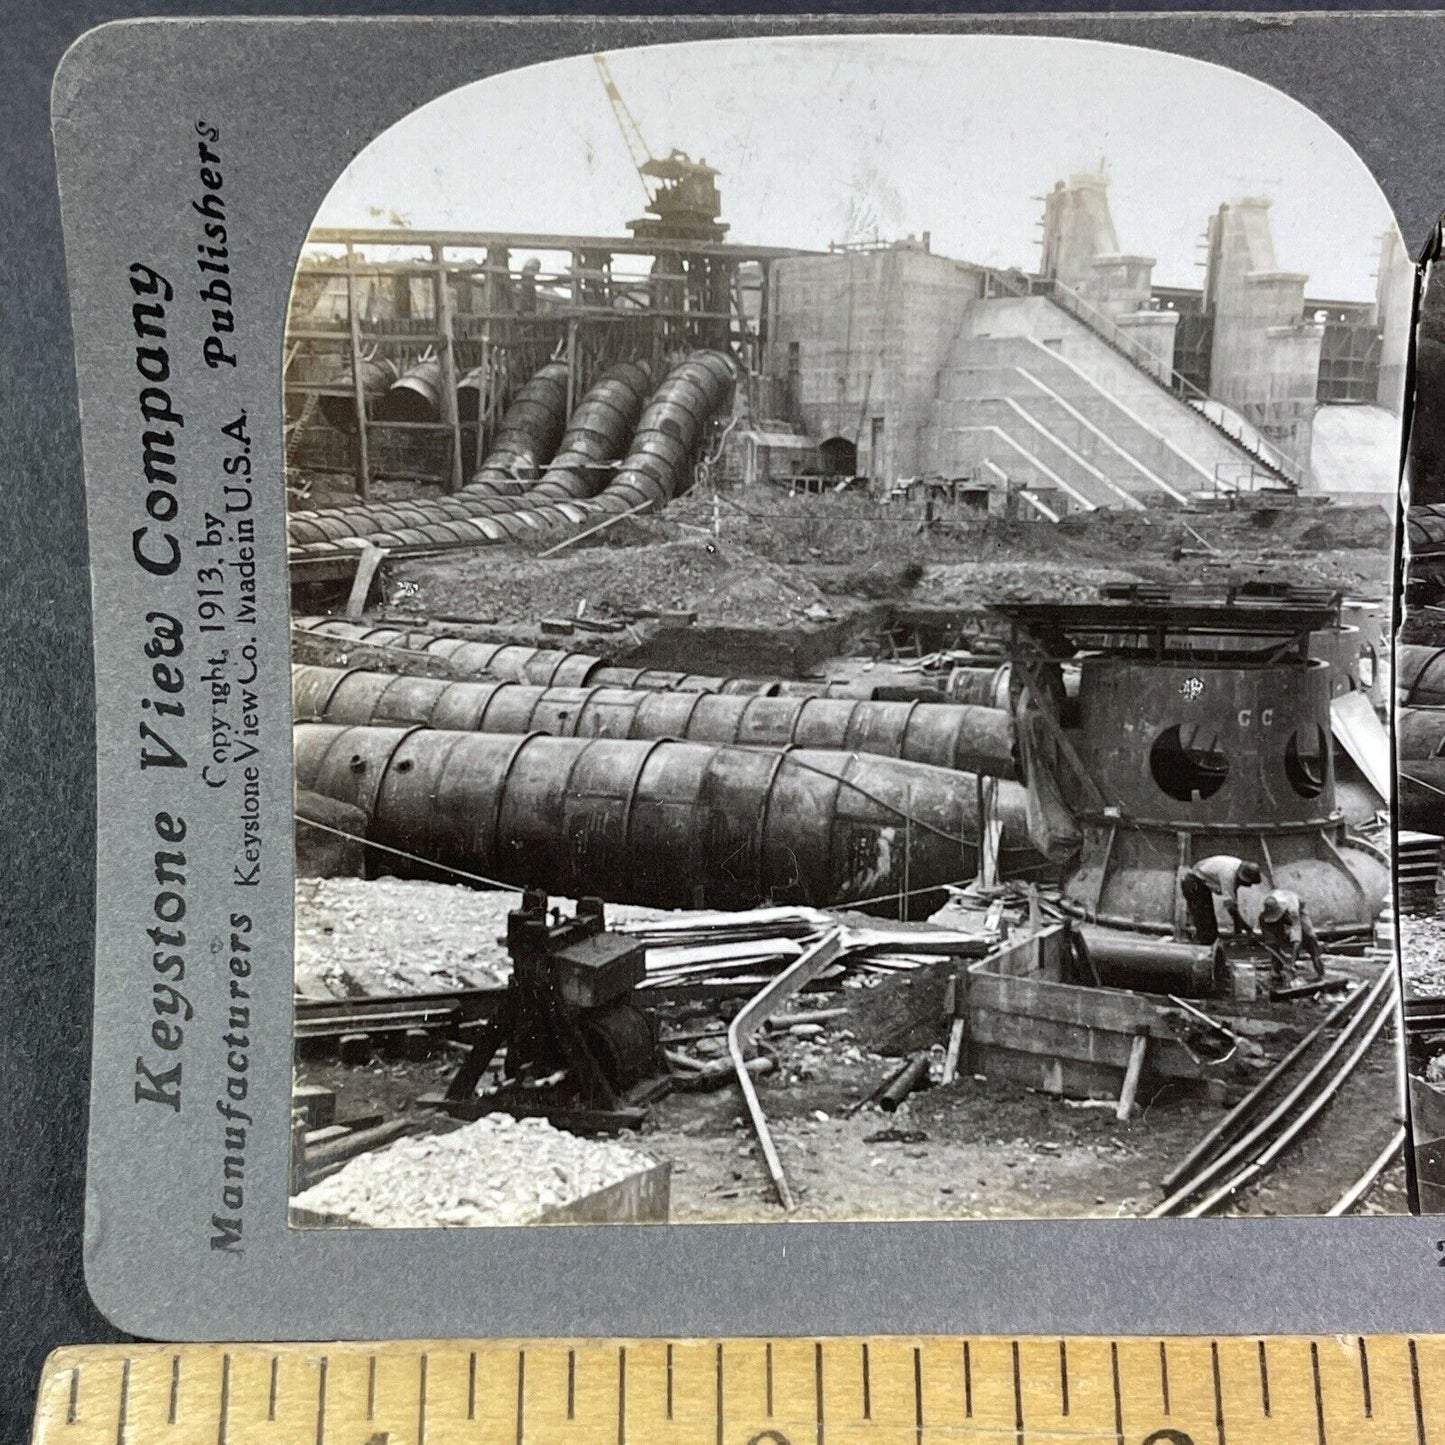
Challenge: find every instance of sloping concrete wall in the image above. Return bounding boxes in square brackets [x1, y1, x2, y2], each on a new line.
[770, 266, 1309, 506]
[927, 298, 1277, 503]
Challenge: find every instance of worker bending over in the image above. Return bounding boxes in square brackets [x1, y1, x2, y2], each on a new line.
[1258, 888, 1325, 984]
[1180, 855, 1262, 944]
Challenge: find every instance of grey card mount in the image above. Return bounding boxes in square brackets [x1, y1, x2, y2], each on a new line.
[51, 14, 1445, 1341]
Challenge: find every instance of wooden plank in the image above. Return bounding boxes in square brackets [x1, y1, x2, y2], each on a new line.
[343, 241, 371, 500]
[941, 1015, 966, 1085]
[433, 243, 465, 492]
[538, 1161, 672, 1225]
[1116, 1031, 1149, 1120]
[968, 1004, 1208, 1081]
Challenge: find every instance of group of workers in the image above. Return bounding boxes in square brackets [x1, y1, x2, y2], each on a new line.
[1179, 854, 1325, 984]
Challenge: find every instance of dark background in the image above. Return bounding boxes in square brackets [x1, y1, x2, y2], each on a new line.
[1409, 233, 1445, 506]
[2, 2, 1434, 1440]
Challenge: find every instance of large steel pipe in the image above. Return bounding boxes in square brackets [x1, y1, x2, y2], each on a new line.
[602, 351, 735, 513]
[288, 360, 576, 549]
[293, 618, 977, 702]
[1072, 925, 1226, 998]
[293, 724, 1037, 915]
[467, 360, 571, 489]
[514, 360, 654, 501]
[287, 353, 733, 558]
[292, 664, 1019, 778]
[316, 356, 398, 432]
[375, 357, 446, 424]
[293, 617, 760, 693]
[1399, 645, 1445, 707]
[1397, 705, 1445, 760]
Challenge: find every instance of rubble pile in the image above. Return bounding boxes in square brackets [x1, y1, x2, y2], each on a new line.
[1401, 914, 1445, 997]
[291, 1115, 658, 1227]
[293, 878, 519, 999]
[391, 536, 833, 631]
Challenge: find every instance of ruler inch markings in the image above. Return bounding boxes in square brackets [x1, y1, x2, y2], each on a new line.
[27, 1336, 1445, 1445]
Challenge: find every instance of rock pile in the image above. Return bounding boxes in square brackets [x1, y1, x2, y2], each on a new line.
[290, 1114, 657, 1227]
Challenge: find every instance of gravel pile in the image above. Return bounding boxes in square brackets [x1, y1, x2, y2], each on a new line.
[1401, 914, 1445, 996]
[294, 878, 519, 999]
[294, 878, 684, 1000]
[290, 1115, 658, 1227]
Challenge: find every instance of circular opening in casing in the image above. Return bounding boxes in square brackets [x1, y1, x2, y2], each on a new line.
[1284, 725, 1330, 798]
[1149, 724, 1229, 802]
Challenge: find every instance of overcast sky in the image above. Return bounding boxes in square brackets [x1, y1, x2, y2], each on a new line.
[315, 34, 1398, 301]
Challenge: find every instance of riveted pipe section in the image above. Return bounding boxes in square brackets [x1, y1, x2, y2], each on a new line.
[599, 350, 736, 514]
[292, 665, 1019, 779]
[514, 360, 654, 501]
[287, 353, 732, 557]
[293, 723, 1037, 915]
[317, 356, 398, 432]
[288, 359, 576, 548]
[948, 664, 1013, 710]
[1073, 925, 1227, 998]
[1399, 645, 1445, 707]
[376, 356, 445, 424]
[292, 618, 1003, 704]
[292, 617, 766, 693]
[466, 360, 572, 489]
[1397, 705, 1445, 760]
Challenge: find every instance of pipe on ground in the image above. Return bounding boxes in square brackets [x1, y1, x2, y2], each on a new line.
[288, 359, 575, 548]
[293, 723, 1038, 915]
[293, 616, 765, 692]
[1397, 705, 1445, 760]
[292, 664, 1020, 778]
[1072, 925, 1227, 997]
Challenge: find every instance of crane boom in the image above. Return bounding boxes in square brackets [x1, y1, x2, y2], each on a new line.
[593, 54, 655, 204]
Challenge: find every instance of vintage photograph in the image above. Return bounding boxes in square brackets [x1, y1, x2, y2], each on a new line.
[282, 34, 1411, 1227]
[1398, 236, 1445, 1213]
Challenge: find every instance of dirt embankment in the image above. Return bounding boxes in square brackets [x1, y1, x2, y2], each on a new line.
[385, 494, 1393, 635]
[390, 535, 836, 631]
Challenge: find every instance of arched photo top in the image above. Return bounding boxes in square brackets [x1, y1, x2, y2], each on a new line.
[284, 29, 1405, 1238]
[287, 31, 1410, 515]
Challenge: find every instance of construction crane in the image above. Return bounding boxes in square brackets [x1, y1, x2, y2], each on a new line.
[592, 52, 728, 243]
[593, 54, 654, 207]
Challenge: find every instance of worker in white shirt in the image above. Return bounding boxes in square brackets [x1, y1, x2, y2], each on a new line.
[1179, 855, 1263, 945]
[1258, 888, 1325, 984]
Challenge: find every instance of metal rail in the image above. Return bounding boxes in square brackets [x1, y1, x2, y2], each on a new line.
[1149, 966, 1397, 1217]
[727, 928, 843, 1211]
[1326, 1125, 1407, 1216]
[1181, 979, 1397, 1217]
[1157, 983, 1366, 1193]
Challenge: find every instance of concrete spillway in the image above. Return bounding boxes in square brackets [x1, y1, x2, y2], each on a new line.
[293, 665, 1019, 779]
[294, 723, 1037, 916]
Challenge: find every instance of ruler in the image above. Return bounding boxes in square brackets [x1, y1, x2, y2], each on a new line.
[31, 1337, 1442, 1445]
